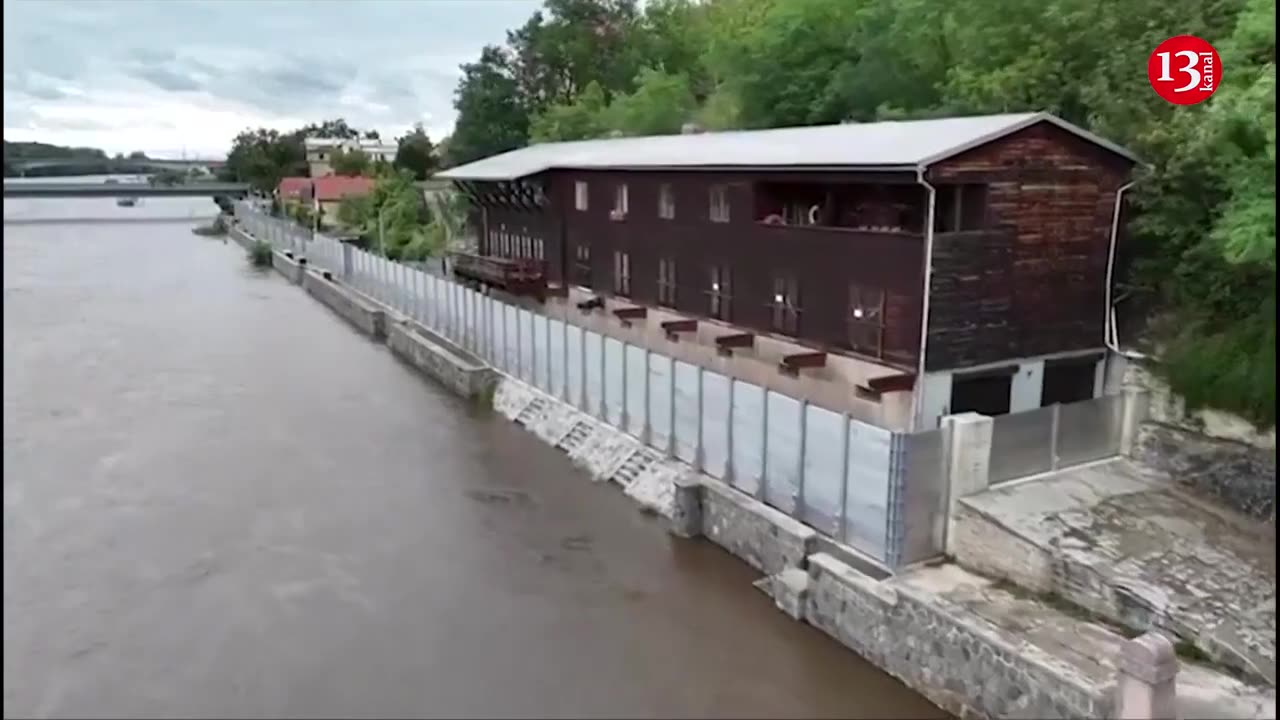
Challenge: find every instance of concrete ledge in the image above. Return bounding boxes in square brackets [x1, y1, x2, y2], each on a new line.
[302, 268, 386, 340]
[805, 555, 1113, 719]
[271, 250, 306, 285]
[229, 224, 255, 250]
[386, 320, 496, 400]
[700, 477, 817, 575]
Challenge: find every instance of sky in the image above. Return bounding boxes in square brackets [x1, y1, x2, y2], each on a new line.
[3, 0, 541, 158]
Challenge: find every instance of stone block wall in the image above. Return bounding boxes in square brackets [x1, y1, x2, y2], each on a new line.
[386, 320, 496, 400]
[302, 270, 386, 340]
[271, 251, 306, 284]
[700, 478, 817, 575]
[805, 553, 1113, 720]
[950, 502, 1055, 594]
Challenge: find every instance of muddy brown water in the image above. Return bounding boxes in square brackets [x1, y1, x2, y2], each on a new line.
[3, 192, 944, 718]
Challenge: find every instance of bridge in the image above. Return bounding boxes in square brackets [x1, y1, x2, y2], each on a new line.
[3, 182, 250, 198]
[6, 157, 226, 175]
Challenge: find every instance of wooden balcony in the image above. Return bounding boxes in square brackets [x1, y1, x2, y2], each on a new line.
[449, 251, 546, 297]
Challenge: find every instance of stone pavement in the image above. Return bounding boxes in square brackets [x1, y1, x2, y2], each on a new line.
[895, 565, 1276, 719]
[955, 459, 1276, 687]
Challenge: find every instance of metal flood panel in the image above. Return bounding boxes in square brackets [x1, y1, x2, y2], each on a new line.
[700, 371, 731, 479]
[518, 309, 535, 383]
[504, 305, 520, 373]
[894, 427, 948, 566]
[584, 331, 604, 417]
[730, 380, 765, 496]
[490, 300, 506, 369]
[989, 406, 1055, 484]
[566, 325, 584, 409]
[648, 353, 673, 452]
[624, 345, 647, 438]
[603, 338, 625, 426]
[1057, 395, 1123, 467]
[672, 361, 700, 464]
[801, 405, 845, 537]
[843, 420, 894, 561]
[548, 319, 566, 398]
[763, 391, 802, 515]
[532, 314, 551, 392]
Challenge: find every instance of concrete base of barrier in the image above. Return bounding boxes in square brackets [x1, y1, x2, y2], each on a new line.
[386, 320, 497, 400]
[272, 250, 306, 284]
[302, 269, 386, 340]
[688, 476, 819, 576]
[229, 224, 255, 250]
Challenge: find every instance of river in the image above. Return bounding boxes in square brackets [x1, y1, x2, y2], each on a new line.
[3, 179, 942, 718]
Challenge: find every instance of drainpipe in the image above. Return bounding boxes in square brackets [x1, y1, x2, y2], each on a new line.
[910, 167, 938, 431]
[1103, 181, 1140, 356]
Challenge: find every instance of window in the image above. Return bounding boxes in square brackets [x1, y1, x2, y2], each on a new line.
[707, 265, 732, 321]
[533, 238, 544, 262]
[657, 258, 677, 307]
[658, 184, 675, 219]
[848, 284, 886, 358]
[612, 183, 629, 219]
[770, 273, 800, 335]
[574, 181, 589, 211]
[574, 243, 592, 287]
[1041, 359, 1099, 406]
[613, 251, 631, 296]
[709, 185, 730, 223]
[934, 184, 989, 232]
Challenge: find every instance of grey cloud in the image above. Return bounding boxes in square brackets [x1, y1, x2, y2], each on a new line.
[132, 66, 206, 93]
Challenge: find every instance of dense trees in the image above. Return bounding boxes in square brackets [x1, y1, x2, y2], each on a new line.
[442, 0, 1276, 425]
[330, 147, 371, 177]
[393, 124, 438, 180]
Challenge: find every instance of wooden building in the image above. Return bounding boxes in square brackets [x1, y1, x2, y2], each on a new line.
[437, 112, 1137, 430]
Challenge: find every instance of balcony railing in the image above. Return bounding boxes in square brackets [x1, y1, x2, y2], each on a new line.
[449, 251, 546, 297]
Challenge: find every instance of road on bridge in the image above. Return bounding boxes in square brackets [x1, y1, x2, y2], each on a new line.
[2, 194, 941, 717]
[3, 181, 250, 198]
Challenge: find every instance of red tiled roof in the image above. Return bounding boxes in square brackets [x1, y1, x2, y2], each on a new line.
[313, 175, 374, 202]
[277, 177, 311, 198]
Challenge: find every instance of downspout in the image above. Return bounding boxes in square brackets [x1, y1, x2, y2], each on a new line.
[910, 166, 938, 431]
[1103, 181, 1144, 359]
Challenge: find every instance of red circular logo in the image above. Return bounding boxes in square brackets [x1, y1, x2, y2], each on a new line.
[1148, 35, 1221, 105]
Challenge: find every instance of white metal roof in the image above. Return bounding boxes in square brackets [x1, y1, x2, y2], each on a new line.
[436, 112, 1137, 181]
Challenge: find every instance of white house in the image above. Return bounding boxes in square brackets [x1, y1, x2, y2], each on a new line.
[304, 137, 397, 177]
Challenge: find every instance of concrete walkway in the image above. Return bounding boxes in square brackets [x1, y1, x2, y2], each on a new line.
[955, 459, 1275, 688]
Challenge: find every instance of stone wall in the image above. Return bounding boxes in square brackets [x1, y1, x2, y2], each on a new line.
[950, 502, 1055, 593]
[271, 250, 306, 284]
[386, 320, 497, 400]
[302, 269, 386, 340]
[698, 478, 818, 576]
[1135, 423, 1277, 524]
[804, 553, 1113, 719]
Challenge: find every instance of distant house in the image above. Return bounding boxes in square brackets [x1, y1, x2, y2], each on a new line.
[276, 176, 311, 206]
[304, 137, 397, 177]
[311, 175, 375, 219]
[437, 111, 1139, 431]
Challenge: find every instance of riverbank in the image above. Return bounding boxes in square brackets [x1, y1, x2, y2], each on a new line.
[227, 220, 1275, 719]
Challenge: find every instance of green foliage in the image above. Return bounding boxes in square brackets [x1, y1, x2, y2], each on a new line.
[393, 123, 439, 180]
[605, 67, 697, 135]
[530, 82, 610, 141]
[330, 147, 371, 177]
[446, 46, 530, 166]
[247, 239, 274, 268]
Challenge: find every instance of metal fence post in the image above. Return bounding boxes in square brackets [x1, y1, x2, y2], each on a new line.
[725, 380, 736, 484]
[1050, 402, 1062, 471]
[759, 390, 770, 501]
[838, 414, 851, 541]
[694, 369, 705, 471]
[796, 399, 808, 517]
[642, 349, 652, 445]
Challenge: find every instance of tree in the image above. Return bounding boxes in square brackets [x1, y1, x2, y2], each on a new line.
[330, 147, 371, 176]
[303, 118, 360, 139]
[448, 45, 530, 165]
[128, 150, 148, 160]
[393, 124, 439, 180]
[605, 67, 696, 135]
[530, 81, 610, 141]
[223, 128, 306, 193]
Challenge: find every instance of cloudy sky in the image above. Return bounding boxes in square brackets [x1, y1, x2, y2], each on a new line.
[3, 0, 540, 158]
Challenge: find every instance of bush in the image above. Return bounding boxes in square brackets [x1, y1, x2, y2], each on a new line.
[247, 239, 273, 268]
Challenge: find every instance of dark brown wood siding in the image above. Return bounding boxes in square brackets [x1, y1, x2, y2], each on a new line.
[549, 170, 925, 368]
[923, 122, 1133, 371]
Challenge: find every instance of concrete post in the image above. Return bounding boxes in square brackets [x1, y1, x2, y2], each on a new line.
[668, 473, 703, 538]
[1115, 632, 1178, 720]
[1120, 386, 1151, 457]
[941, 412, 994, 555]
